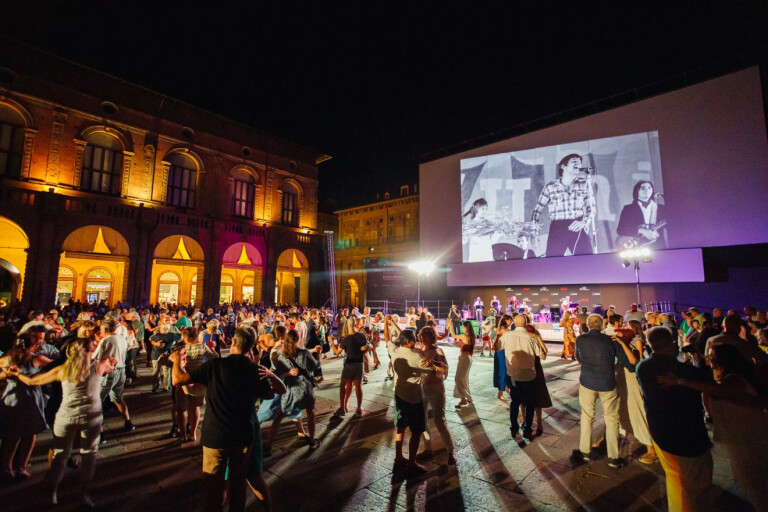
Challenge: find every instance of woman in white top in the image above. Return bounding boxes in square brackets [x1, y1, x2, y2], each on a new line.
[659, 343, 768, 511]
[11, 337, 116, 506]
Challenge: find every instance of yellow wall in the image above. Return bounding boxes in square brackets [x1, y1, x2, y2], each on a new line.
[276, 269, 309, 305]
[0, 217, 30, 300]
[221, 265, 263, 303]
[58, 254, 127, 305]
[149, 261, 202, 305]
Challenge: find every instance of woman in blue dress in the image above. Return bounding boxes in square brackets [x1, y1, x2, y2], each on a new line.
[258, 326, 316, 455]
[492, 315, 511, 401]
[0, 332, 50, 479]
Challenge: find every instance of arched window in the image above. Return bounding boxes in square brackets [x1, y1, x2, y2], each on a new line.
[0, 106, 25, 178]
[279, 181, 299, 227]
[167, 153, 197, 209]
[81, 132, 123, 195]
[232, 169, 255, 218]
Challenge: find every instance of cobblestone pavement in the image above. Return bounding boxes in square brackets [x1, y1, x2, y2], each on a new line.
[0, 342, 756, 511]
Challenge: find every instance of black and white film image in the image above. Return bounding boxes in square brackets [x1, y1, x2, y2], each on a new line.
[460, 131, 666, 263]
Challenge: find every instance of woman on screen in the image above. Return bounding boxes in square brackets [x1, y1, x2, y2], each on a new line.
[462, 198, 494, 262]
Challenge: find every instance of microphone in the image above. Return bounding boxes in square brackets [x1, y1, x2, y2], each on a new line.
[579, 167, 595, 175]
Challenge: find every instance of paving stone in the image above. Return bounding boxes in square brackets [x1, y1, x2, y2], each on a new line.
[0, 342, 751, 511]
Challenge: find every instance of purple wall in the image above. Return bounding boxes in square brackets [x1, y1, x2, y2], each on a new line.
[421, 67, 768, 286]
[447, 248, 704, 286]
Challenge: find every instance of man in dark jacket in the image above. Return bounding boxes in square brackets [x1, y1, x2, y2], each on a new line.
[574, 314, 630, 467]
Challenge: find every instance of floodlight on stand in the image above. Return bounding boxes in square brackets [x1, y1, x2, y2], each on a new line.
[408, 261, 435, 276]
[408, 260, 435, 306]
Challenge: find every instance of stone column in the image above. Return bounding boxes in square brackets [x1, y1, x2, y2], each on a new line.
[203, 225, 223, 306]
[131, 204, 152, 305]
[44, 111, 68, 185]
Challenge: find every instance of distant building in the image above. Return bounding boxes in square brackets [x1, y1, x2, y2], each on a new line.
[334, 184, 419, 307]
[0, 40, 330, 307]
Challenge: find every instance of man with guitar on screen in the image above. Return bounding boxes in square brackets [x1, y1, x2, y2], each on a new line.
[616, 180, 667, 250]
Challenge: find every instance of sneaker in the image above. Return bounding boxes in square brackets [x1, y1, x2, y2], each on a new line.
[638, 453, 657, 465]
[607, 457, 626, 468]
[124, 420, 136, 432]
[362, 376, 368, 384]
[522, 430, 534, 441]
[572, 449, 590, 463]
[333, 407, 346, 417]
[169, 425, 179, 438]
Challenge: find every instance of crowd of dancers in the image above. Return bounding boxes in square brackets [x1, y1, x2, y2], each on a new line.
[0, 300, 766, 511]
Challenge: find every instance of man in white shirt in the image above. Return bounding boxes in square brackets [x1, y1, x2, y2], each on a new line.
[624, 304, 645, 324]
[94, 317, 135, 432]
[500, 315, 545, 440]
[388, 330, 430, 474]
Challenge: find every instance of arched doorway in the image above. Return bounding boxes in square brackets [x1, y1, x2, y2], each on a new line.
[150, 235, 204, 305]
[157, 271, 181, 304]
[56, 265, 76, 304]
[221, 242, 263, 305]
[343, 279, 359, 307]
[275, 249, 309, 306]
[220, 274, 234, 304]
[84, 266, 114, 304]
[0, 216, 29, 303]
[58, 225, 130, 306]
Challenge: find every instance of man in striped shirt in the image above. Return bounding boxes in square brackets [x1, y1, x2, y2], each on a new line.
[531, 153, 595, 257]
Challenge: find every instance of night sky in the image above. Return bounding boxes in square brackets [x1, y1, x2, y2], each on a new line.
[2, 2, 766, 210]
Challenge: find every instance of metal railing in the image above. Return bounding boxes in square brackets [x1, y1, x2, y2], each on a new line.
[363, 299, 458, 319]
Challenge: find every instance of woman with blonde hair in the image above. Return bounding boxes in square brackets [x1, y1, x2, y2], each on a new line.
[9, 338, 116, 506]
[199, 319, 223, 355]
[560, 310, 575, 360]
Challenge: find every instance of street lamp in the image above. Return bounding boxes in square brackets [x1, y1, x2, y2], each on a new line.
[619, 248, 653, 306]
[408, 260, 435, 306]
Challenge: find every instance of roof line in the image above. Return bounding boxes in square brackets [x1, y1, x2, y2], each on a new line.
[418, 52, 762, 163]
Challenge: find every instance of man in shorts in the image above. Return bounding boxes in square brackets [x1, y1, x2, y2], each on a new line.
[388, 329, 430, 474]
[94, 317, 135, 432]
[333, 326, 370, 416]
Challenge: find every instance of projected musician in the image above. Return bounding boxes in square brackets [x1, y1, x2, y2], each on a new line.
[531, 153, 596, 257]
[616, 180, 667, 250]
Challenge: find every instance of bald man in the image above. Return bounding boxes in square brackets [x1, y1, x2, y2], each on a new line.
[499, 315, 546, 440]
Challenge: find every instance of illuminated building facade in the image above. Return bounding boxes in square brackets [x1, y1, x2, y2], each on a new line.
[0, 40, 329, 307]
[334, 185, 419, 306]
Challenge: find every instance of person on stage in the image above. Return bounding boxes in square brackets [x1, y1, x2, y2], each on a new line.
[473, 297, 484, 323]
[490, 295, 501, 312]
[616, 180, 667, 250]
[448, 304, 461, 338]
[531, 153, 596, 257]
